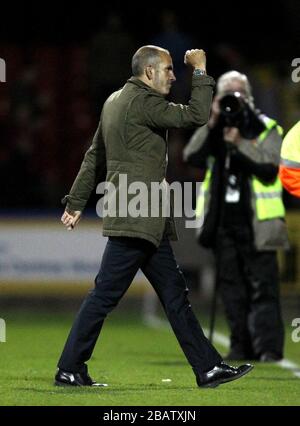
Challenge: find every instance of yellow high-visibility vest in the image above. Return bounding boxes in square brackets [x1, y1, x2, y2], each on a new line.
[279, 121, 300, 197]
[280, 120, 300, 165]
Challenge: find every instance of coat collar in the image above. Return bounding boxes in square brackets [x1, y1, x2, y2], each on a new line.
[127, 77, 163, 96]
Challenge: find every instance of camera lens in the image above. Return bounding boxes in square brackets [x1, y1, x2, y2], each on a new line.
[219, 92, 243, 117]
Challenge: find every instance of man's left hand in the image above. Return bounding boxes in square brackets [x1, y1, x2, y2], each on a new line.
[223, 127, 241, 145]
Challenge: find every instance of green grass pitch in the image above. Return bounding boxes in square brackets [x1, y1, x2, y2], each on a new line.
[0, 309, 299, 406]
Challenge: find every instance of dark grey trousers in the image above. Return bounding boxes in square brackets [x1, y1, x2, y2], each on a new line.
[217, 225, 284, 358]
[58, 236, 222, 374]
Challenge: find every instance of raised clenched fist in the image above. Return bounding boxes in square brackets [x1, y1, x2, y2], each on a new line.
[184, 49, 206, 70]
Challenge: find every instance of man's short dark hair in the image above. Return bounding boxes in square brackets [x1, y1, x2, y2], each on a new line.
[131, 45, 169, 77]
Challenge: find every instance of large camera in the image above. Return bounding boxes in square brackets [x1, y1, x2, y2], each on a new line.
[218, 92, 265, 139]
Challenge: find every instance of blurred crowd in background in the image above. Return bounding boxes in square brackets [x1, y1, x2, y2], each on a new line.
[1, 6, 300, 210]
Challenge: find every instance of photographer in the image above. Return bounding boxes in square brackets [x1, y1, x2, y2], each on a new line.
[184, 71, 289, 362]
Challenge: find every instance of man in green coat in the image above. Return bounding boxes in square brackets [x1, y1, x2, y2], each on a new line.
[55, 46, 253, 388]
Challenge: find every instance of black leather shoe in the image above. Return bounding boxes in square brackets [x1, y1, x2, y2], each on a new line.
[196, 362, 254, 388]
[54, 366, 107, 387]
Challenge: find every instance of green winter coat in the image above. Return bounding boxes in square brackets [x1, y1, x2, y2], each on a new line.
[63, 75, 215, 247]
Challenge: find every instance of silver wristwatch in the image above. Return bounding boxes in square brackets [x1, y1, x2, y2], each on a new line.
[193, 68, 206, 76]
